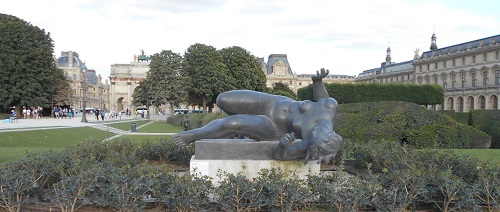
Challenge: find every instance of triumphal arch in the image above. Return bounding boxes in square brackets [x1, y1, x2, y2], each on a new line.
[109, 51, 150, 113]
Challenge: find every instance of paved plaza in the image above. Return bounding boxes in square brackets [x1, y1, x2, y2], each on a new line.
[0, 113, 173, 136]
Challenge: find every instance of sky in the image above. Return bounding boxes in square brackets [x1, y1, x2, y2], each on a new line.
[2, 0, 500, 80]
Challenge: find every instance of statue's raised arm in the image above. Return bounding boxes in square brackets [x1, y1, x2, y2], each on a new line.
[312, 68, 330, 101]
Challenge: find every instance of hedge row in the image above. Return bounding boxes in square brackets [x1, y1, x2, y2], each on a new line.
[297, 83, 444, 105]
[443, 110, 500, 149]
[0, 139, 497, 211]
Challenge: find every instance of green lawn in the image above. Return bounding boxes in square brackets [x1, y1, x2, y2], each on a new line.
[105, 120, 151, 131]
[450, 149, 500, 166]
[135, 121, 183, 133]
[116, 135, 173, 143]
[0, 127, 115, 165]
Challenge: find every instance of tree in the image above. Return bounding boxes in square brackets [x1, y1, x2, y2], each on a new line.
[183, 43, 234, 112]
[0, 13, 58, 111]
[272, 82, 297, 100]
[52, 68, 73, 107]
[147, 50, 189, 115]
[219, 46, 267, 91]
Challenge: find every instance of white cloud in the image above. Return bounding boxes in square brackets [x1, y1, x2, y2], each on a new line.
[1, 0, 500, 79]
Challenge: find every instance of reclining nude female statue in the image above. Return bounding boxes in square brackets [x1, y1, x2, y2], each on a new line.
[173, 68, 342, 164]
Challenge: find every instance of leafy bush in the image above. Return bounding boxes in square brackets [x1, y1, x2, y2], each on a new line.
[136, 139, 194, 165]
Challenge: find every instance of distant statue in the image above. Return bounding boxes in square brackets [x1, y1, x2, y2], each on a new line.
[414, 48, 420, 60]
[134, 54, 138, 62]
[182, 116, 192, 131]
[173, 68, 342, 164]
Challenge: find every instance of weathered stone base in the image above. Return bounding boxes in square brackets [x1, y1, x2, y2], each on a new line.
[190, 139, 320, 185]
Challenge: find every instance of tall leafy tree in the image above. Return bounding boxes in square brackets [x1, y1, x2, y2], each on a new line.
[147, 50, 189, 115]
[219, 46, 267, 91]
[0, 13, 58, 111]
[183, 43, 234, 112]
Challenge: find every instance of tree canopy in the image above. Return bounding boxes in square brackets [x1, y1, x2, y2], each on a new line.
[0, 13, 59, 111]
[145, 50, 189, 115]
[219, 46, 267, 91]
[183, 43, 234, 112]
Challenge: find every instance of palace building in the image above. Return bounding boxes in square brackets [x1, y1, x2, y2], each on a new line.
[56, 51, 110, 111]
[356, 33, 500, 112]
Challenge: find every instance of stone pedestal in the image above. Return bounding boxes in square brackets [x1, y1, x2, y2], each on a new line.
[190, 139, 320, 185]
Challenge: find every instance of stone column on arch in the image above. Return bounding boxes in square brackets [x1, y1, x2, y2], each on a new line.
[111, 80, 116, 110]
[127, 81, 132, 112]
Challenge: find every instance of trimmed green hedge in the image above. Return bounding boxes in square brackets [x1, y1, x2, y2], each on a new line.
[336, 101, 491, 149]
[444, 110, 500, 149]
[297, 83, 444, 105]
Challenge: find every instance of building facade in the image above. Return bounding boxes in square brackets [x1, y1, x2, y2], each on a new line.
[259, 54, 356, 93]
[56, 51, 110, 111]
[356, 34, 500, 112]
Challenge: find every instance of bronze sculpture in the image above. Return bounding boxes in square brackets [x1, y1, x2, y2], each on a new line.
[173, 68, 342, 164]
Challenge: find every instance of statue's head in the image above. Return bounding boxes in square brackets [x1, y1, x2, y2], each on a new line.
[306, 127, 342, 164]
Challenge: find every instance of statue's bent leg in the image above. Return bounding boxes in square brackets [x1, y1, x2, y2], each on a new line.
[173, 114, 279, 146]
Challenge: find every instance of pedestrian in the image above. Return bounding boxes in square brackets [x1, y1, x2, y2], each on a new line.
[100, 110, 105, 121]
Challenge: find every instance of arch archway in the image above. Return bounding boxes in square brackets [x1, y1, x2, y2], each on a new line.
[466, 96, 474, 112]
[478, 95, 486, 109]
[490, 95, 498, 109]
[446, 97, 454, 110]
[457, 97, 464, 112]
[117, 97, 124, 111]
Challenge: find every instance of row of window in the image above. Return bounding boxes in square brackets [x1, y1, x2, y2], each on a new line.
[418, 70, 500, 88]
[419, 51, 500, 72]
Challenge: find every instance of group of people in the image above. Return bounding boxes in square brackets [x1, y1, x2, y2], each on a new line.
[22, 107, 43, 119]
[93, 109, 122, 121]
[54, 107, 74, 119]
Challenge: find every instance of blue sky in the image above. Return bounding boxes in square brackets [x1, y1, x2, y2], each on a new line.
[2, 0, 500, 79]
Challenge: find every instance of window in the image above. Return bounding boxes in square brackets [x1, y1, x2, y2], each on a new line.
[434, 77, 438, 84]
[462, 57, 465, 65]
[496, 51, 500, 60]
[435, 63, 438, 69]
[472, 72, 476, 87]
[462, 73, 466, 88]
[483, 72, 488, 86]
[496, 70, 500, 85]
[407, 74, 410, 81]
[483, 53, 487, 62]
[425, 77, 430, 84]
[427, 64, 430, 71]
[452, 59, 456, 67]
[472, 55, 476, 64]
[443, 60, 446, 68]
[419, 65, 422, 72]
[442, 76, 447, 88]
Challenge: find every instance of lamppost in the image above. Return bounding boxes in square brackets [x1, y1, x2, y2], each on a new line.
[81, 77, 88, 123]
[146, 83, 150, 120]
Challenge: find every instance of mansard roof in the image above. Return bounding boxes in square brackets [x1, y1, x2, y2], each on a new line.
[57, 51, 87, 69]
[420, 34, 500, 58]
[384, 60, 413, 73]
[265, 54, 293, 75]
